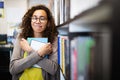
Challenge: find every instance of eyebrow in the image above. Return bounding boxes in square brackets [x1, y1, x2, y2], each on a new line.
[32, 15, 46, 18]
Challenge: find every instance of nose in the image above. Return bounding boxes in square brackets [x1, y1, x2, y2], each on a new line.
[36, 18, 41, 23]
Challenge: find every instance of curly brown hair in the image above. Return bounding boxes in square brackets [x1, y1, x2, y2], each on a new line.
[19, 4, 58, 43]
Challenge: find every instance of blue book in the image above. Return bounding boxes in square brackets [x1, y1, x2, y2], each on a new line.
[57, 36, 60, 65]
[27, 37, 48, 68]
[27, 38, 48, 44]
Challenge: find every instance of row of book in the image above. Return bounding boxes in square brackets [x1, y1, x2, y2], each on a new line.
[58, 35, 95, 80]
[70, 36, 95, 80]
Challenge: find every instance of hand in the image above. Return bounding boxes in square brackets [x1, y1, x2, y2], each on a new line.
[37, 43, 52, 57]
[20, 38, 32, 52]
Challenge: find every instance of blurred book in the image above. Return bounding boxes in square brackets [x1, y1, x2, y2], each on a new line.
[70, 36, 95, 80]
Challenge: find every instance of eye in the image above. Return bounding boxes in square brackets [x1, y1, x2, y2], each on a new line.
[40, 16, 46, 20]
[32, 17, 37, 20]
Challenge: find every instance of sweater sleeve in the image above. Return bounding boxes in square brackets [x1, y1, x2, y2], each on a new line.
[36, 37, 58, 75]
[9, 37, 43, 75]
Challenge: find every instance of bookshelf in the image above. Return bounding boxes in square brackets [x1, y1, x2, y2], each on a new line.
[57, 1, 113, 80]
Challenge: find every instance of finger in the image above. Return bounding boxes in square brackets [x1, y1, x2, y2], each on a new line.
[50, 45, 52, 48]
[48, 42, 51, 44]
[48, 42, 52, 45]
[21, 38, 24, 41]
[21, 38, 26, 41]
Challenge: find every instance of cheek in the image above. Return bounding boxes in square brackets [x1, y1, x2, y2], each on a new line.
[42, 25, 47, 31]
[43, 22, 48, 29]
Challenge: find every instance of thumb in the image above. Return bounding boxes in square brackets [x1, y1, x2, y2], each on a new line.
[21, 38, 25, 41]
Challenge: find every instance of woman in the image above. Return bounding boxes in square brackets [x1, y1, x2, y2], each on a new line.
[9, 4, 59, 80]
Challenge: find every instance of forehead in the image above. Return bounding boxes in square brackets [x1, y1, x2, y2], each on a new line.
[32, 10, 47, 17]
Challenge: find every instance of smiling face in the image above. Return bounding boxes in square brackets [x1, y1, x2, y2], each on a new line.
[31, 10, 48, 37]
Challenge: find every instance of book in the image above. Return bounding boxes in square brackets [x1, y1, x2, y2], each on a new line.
[70, 36, 95, 80]
[27, 37, 48, 68]
[58, 35, 69, 80]
[58, 35, 60, 65]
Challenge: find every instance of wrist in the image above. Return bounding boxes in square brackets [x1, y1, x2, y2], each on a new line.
[37, 50, 44, 57]
[27, 47, 33, 53]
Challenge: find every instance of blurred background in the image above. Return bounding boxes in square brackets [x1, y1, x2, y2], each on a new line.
[0, 0, 120, 80]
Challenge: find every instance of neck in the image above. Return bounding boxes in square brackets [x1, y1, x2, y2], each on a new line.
[34, 32, 42, 38]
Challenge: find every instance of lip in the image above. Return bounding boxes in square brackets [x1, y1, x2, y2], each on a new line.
[35, 25, 42, 28]
[34, 24, 42, 27]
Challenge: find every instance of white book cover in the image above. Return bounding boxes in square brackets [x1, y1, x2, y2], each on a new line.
[30, 40, 46, 51]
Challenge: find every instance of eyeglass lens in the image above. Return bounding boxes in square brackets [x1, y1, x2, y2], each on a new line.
[31, 16, 47, 22]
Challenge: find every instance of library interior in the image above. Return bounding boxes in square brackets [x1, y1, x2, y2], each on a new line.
[0, 0, 120, 80]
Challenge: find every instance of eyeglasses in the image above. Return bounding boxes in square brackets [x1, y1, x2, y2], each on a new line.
[31, 16, 47, 23]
